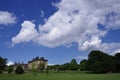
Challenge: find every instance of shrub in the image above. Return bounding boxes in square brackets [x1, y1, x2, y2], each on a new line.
[46, 67, 49, 75]
[39, 63, 45, 71]
[0, 70, 3, 74]
[15, 66, 24, 74]
[7, 66, 13, 74]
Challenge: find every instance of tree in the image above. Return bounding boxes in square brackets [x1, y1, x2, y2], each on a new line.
[114, 53, 120, 72]
[92, 61, 109, 73]
[70, 59, 78, 70]
[31, 63, 35, 70]
[109, 56, 118, 73]
[71, 50, 120, 73]
[64, 63, 70, 70]
[46, 67, 49, 75]
[59, 64, 65, 71]
[88, 50, 109, 63]
[80, 59, 87, 71]
[0, 70, 3, 74]
[31, 63, 38, 74]
[39, 63, 45, 71]
[15, 66, 24, 74]
[7, 65, 13, 74]
[115, 53, 120, 61]
[0, 56, 7, 71]
[86, 50, 111, 73]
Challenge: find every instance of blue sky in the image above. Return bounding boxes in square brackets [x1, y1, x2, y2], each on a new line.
[0, 0, 120, 65]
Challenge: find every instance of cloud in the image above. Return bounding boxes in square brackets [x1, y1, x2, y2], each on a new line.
[114, 49, 120, 53]
[111, 48, 120, 55]
[84, 43, 120, 55]
[12, 0, 120, 54]
[48, 63, 55, 66]
[0, 11, 16, 25]
[7, 61, 14, 66]
[79, 37, 102, 51]
[76, 56, 88, 59]
[40, 10, 44, 18]
[12, 21, 38, 44]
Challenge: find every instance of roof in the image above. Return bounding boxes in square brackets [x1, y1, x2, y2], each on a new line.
[28, 57, 48, 63]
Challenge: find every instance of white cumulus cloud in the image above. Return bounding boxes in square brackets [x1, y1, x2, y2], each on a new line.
[0, 11, 16, 25]
[7, 61, 14, 66]
[12, 0, 120, 54]
[12, 21, 38, 44]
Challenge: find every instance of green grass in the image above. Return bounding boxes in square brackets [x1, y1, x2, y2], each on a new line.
[0, 72, 120, 80]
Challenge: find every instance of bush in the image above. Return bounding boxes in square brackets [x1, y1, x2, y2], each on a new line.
[0, 70, 3, 74]
[7, 66, 13, 74]
[15, 66, 24, 74]
[46, 67, 49, 74]
[32, 68, 38, 75]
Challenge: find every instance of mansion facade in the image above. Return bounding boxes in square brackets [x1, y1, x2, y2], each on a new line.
[28, 57, 48, 70]
[14, 57, 48, 71]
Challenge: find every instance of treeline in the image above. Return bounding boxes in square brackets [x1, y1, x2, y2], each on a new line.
[0, 56, 24, 74]
[48, 50, 120, 73]
[0, 50, 120, 74]
[80, 50, 120, 73]
[48, 59, 78, 71]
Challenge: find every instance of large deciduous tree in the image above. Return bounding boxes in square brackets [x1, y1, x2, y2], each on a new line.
[70, 59, 78, 70]
[80, 50, 120, 73]
[115, 53, 120, 61]
[87, 50, 111, 73]
[80, 59, 87, 71]
[0, 56, 7, 71]
[115, 53, 120, 72]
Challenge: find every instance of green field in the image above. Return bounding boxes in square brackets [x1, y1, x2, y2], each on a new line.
[0, 72, 120, 80]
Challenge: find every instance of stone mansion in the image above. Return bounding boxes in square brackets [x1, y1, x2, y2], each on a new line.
[14, 57, 48, 71]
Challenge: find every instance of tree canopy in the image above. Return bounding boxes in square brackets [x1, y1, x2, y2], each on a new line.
[15, 66, 24, 74]
[69, 59, 78, 70]
[80, 50, 120, 73]
[0, 56, 7, 71]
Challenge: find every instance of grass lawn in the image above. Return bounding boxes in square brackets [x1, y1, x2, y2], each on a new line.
[0, 72, 120, 80]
